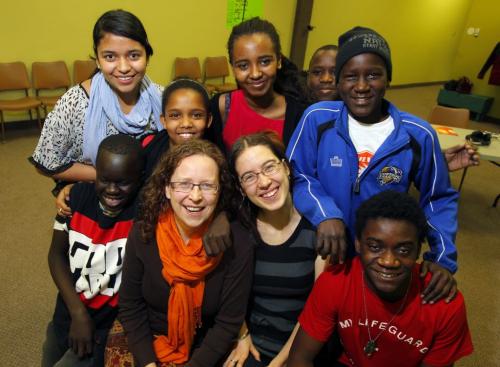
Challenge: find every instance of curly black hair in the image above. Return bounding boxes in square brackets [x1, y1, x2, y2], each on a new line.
[355, 190, 428, 244]
[308, 44, 338, 68]
[97, 134, 144, 163]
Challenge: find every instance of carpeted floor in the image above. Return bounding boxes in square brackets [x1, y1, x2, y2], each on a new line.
[0, 85, 499, 366]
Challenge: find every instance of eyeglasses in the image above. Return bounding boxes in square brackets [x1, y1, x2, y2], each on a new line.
[169, 181, 219, 194]
[239, 160, 283, 186]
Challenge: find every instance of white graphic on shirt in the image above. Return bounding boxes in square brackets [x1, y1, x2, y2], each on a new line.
[338, 318, 429, 354]
[68, 231, 126, 300]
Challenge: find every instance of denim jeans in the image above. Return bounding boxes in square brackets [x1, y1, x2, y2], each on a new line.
[41, 321, 107, 367]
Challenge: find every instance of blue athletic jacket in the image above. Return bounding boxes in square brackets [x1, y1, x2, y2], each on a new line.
[287, 100, 458, 272]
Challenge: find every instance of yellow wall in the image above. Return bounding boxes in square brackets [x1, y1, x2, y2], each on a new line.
[451, 0, 500, 118]
[1, 0, 296, 122]
[305, 0, 472, 85]
[3, 0, 498, 121]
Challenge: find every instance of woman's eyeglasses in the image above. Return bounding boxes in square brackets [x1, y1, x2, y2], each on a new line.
[169, 181, 219, 194]
[239, 160, 283, 186]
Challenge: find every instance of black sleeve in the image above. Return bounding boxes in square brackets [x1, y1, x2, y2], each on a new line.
[68, 182, 91, 213]
[205, 93, 227, 155]
[283, 95, 308, 147]
[142, 131, 170, 179]
[189, 222, 255, 367]
[118, 224, 157, 367]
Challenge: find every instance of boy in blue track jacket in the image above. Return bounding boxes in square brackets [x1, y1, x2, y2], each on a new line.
[287, 27, 459, 302]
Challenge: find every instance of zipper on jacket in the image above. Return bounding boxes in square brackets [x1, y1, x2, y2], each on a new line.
[352, 138, 409, 196]
[338, 127, 363, 196]
[354, 176, 361, 194]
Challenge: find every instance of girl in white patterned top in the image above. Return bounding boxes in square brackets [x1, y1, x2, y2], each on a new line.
[30, 9, 162, 192]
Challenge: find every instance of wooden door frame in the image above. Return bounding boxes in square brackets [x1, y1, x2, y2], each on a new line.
[289, 0, 314, 70]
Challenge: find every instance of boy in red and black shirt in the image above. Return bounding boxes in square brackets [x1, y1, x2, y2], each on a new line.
[42, 134, 144, 367]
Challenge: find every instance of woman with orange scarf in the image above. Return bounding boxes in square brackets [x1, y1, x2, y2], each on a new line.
[117, 140, 254, 367]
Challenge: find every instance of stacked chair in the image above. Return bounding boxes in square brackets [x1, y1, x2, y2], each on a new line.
[73, 59, 96, 85]
[174, 57, 203, 82]
[174, 56, 237, 95]
[203, 56, 236, 94]
[32, 61, 71, 117]
[0, 62, 42, 141]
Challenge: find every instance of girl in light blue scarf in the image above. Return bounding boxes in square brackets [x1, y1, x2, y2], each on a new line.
[83, 9, 163, 165]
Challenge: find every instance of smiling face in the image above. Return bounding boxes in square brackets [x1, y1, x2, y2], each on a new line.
[337, 53, 388, 124]
[307, 49, 338, 101]
[160, 88, 211, 146]
[235, 145, 290, 213]
[165, 154, 220, 240]
[355, 218, 420, 301]
[96, 32, 148, 104]
[231, 33, 281, 98]
[95, 150, 142, 214]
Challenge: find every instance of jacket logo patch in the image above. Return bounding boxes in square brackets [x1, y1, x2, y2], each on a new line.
[330, 156, 343, 167]
[377, 166, 403, 185]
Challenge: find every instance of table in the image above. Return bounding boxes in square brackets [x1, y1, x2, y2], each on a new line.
[432, 125, 500, 199]
[432, 125, 500, 163]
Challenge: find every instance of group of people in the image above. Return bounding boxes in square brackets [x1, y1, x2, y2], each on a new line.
[31, 9, 476, 367]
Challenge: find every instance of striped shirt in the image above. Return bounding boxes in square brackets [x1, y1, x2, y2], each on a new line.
[248, 217, 317, 358]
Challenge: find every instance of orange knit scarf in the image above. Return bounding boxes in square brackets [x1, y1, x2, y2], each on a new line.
[153, 209, 221, 364]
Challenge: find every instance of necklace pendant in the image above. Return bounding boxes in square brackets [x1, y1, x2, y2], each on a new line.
[364, 340, 378, 357]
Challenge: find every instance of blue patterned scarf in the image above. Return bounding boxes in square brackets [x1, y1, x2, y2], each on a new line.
[83, 72, 162, 164]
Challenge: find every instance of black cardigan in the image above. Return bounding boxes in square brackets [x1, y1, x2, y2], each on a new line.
[118, 221, 255, 367]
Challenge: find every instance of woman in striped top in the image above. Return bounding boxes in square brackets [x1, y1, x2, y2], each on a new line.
[225, 131, 326, 367]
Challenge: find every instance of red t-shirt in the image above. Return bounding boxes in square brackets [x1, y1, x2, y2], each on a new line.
[298, 258, 473, 367]
[222, 89, 284, 149]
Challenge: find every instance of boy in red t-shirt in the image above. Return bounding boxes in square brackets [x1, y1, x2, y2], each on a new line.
[289, 191, 473, 367]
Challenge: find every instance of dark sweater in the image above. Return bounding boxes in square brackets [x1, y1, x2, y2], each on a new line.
[118, 220, 255, 367]
[249, 217, 316, 359]
[140, 130, 171, 180]
[205, 92, 307, 154]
